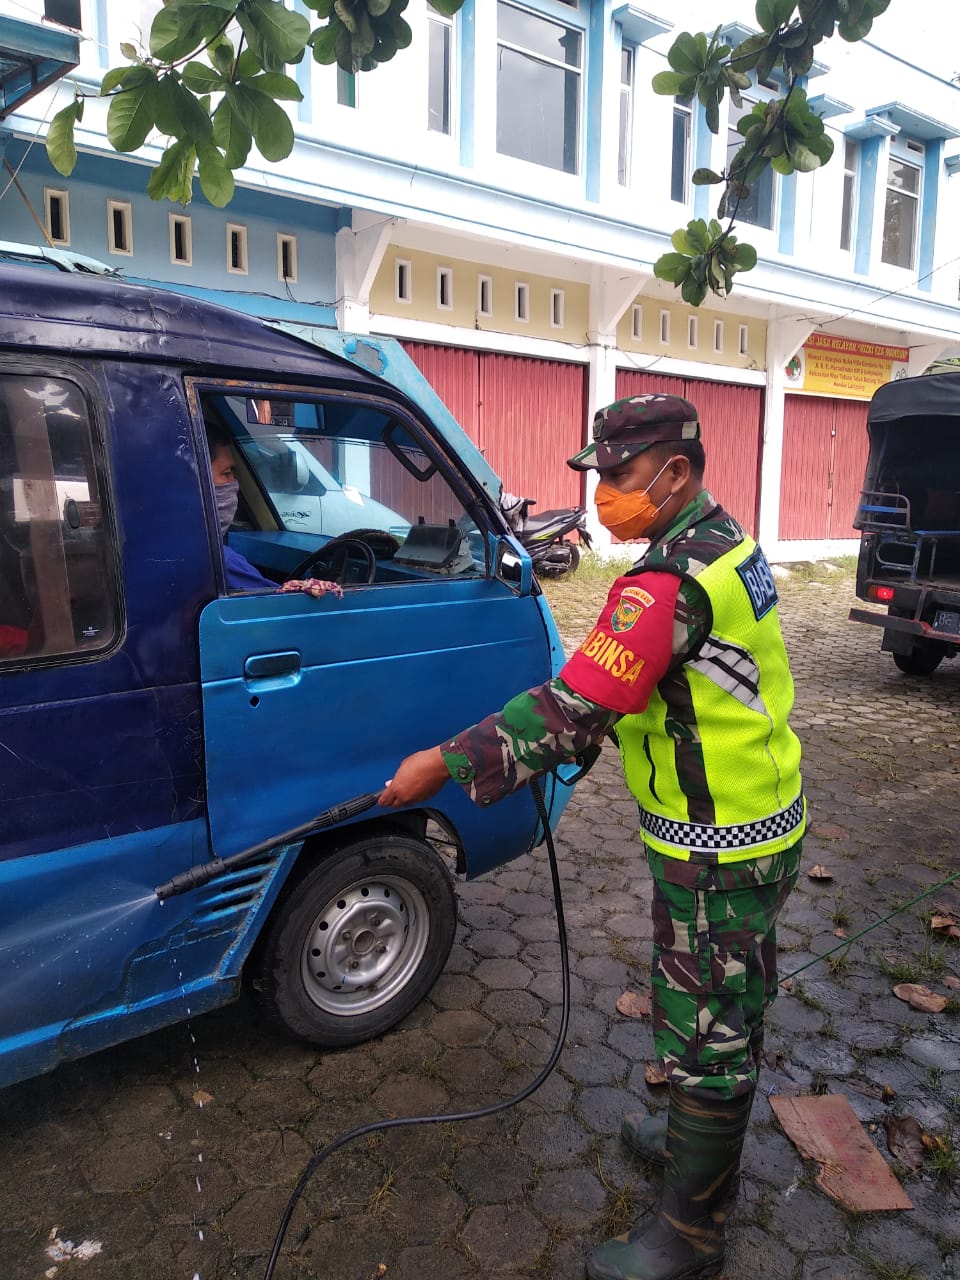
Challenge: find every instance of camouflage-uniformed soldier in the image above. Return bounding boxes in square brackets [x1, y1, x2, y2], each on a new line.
[380, 394, 805, 1280]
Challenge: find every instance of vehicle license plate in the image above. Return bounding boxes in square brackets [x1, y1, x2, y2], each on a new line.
[933, 609, 960, 635]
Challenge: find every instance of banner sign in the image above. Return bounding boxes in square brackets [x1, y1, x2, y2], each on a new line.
[785, 332, 909, 400]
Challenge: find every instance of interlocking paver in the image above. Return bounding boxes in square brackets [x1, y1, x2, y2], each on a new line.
[1, 566, 958, 1280]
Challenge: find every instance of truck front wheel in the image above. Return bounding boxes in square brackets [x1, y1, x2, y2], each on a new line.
[892, 642, 945, 676]
[254, 834, 456, 1047]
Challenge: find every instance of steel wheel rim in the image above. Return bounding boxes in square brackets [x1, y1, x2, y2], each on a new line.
[300, 873, 430, 1016]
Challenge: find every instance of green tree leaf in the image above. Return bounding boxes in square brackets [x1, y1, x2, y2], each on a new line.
[234, 85, 295, 161]
[654, 252, 692, 285]
[427, 0, 465, 15]
[146, 138, 196, 204]
[667, 31, 706, 74]
[46, 100, 81, 176]
[652, 70, 695, 96]
[106, 68, 159, 151]
[242, 0, 310, 64]
[197, 141, 235, 205]
[247, 71, 304, 101]
[181, 61, 224, 94]
[213, 97, 253, 167]
[692, 167, 724, 185]
[155, 73, 213, 142]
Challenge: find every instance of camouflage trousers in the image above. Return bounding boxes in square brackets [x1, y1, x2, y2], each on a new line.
[647, 840, 802, 1100]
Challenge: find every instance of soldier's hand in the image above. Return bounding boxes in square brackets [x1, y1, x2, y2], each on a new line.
[379, 747, 449, 808]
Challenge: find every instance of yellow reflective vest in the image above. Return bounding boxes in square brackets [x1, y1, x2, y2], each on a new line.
[618, 526, 805, 863]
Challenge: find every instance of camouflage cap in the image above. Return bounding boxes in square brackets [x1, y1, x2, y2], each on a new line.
[567, 394, 700, 472]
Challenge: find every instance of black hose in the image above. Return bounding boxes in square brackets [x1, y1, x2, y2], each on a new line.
[261, 778, 570, 1280]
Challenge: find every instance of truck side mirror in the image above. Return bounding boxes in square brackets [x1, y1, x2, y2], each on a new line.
[494, 535, 532, 595]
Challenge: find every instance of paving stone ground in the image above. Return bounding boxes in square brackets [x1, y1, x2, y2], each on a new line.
[2, 564, 959, 1280]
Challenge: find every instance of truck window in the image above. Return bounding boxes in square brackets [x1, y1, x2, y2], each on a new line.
[201, 390, 487, 588]
[0, 373, 117, 665]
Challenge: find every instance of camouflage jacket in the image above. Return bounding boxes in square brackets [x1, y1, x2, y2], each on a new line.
[442, 491, 726, 805]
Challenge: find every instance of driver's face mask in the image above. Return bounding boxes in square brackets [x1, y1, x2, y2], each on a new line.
[216, 480, 239, 537]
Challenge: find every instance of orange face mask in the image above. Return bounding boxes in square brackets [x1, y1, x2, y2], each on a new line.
[594, 459, 675, 541]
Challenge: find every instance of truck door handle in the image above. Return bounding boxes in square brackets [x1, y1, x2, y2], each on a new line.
[243, 651, 302, 681]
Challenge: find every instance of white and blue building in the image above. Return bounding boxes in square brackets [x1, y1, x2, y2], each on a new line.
[2, 0, 959, 558]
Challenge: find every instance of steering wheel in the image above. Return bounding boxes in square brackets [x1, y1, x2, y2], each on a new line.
[289, 536, 377, 585]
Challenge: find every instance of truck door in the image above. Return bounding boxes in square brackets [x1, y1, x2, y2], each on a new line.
[194, 384, 552, 871]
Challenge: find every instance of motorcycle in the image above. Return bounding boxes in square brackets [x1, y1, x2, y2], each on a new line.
[500, 491, 592, 577]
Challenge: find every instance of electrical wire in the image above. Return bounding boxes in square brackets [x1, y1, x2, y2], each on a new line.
[260, 778, 571, 1280]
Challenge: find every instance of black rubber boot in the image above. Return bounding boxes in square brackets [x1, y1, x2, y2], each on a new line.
[620, 1110, 668, 1164]
[586, 1086, 754, 1280]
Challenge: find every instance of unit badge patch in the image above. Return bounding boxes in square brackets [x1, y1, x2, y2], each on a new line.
[736, 546, 779, 620]
[611, 585, 655, 633]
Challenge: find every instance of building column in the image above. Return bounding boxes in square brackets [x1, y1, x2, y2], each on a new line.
[584, 268, 646, 551]
[335, 210, 396, 334]
[758, 317, 816, 556]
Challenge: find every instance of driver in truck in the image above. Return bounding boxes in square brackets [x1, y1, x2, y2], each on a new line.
[205, 419, 343, 600]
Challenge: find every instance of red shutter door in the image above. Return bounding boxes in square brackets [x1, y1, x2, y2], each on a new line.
[615, 371, 762, 536]
[478, 354, 586, 509]
[687, 380, 762, 536]
[615, 371, 687, 399]
[828, 398, 870, 540]
[780, 395, 833, 539]
[400, 342, 481, 445]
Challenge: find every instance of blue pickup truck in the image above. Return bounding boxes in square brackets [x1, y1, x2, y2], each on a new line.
[0, 258, 574, 1088]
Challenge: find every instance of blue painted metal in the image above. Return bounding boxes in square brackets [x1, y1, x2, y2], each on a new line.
[0, 263, 570, 1087]
[854, 134, 883, 276]
[778, 173, 797, 257]
[918, 139, 942, 293]
[584, 0, 609, 203]
[693, 101, 712, 221]
[458, 0, 476, 169]
[0, 14, 78, 119]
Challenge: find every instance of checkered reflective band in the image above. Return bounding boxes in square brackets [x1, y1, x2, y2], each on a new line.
[638, 794, 805, 854]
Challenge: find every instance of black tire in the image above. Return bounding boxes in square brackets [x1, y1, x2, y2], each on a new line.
[566, 542, 581, 574]
[893, 643, 945, 676]
[253, 834, 456, 1048]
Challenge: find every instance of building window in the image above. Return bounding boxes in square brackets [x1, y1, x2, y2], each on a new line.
[659, 310, 670, 344]
[437, 266, 453, 309]
[618, 45, 634, 186]
[631, 303, 642, 340]
[478, 275, 493, 316]
[738, 324, 749, 357]
[106, 200, 132, 255]
[226, 223, 248, 274]
[169, 213, 192, 265]
[727, 99, 775, 229]
[396, 259, 412, 303]
[881, 140, 923, 270]
[671, 97, 692, 204]
[839, 139, 858, 253]
[550, 288, 565, 328]
[687, 316, 698, 349]
[428, 10, 454, 134]
[496, 1, 582, 175]
[337, 66, 357, 108]
[713, 319, 724, 353]
[515, 281, 530, 322]
[278, 234, 297, 282]
[44, 188, 70, 245]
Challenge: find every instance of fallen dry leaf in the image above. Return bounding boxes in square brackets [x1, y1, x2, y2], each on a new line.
[769, 1094, 913, 1212]
[883, 1114, 925, 1173]
[644, 1062, 668, 1086]
[779, 977, 794, 992]
[930, 913, 960, 940]
[942, 975, 960, 991]
[833, 927, 847, 938]
[847, 1080, 885, 1101]
[808, 864, 833, 881]
[882, 1084, 896, 1103]
[893, 983, 948, 1014]
[616, 990, 652, 1019]
[193, 1090, 214, 1108]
